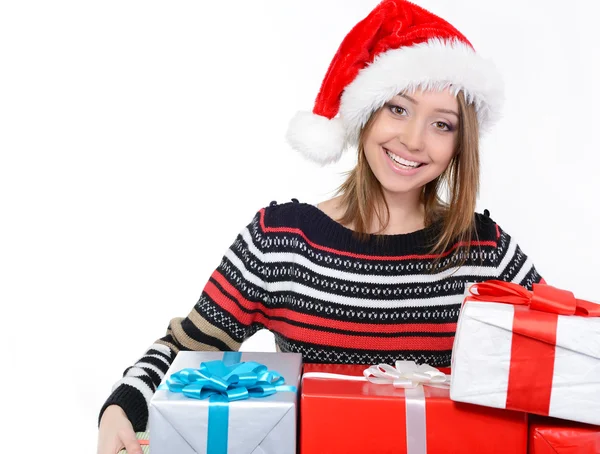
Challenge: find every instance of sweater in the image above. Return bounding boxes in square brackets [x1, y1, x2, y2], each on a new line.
[99, 199, 543, 431]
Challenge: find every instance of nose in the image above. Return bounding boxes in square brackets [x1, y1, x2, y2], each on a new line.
[399, 119, 424, 153]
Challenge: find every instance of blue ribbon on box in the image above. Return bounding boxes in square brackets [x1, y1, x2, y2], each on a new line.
[159, 352, 297, 454]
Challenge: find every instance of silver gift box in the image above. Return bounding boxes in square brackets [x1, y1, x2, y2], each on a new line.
[149, 351, 302, 454]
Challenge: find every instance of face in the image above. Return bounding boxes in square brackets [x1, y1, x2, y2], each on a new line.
[363, 88, 460, 202]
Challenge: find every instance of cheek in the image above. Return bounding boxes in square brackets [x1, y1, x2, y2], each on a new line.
[362, 126, 387, 160]
[429, 136, 457, 164]
[371, 121, 400, 143]
[363, 142, 380, 172]
[364, 115, 399, 144]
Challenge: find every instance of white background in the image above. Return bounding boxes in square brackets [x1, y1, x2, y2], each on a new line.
[1, 0, 599, 452]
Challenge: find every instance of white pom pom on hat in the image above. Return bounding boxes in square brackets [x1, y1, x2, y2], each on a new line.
[285, 112, 346, 166]
[285, 0, 504, 165]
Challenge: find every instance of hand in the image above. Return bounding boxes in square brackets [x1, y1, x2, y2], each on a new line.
[97, 405, 143, 454]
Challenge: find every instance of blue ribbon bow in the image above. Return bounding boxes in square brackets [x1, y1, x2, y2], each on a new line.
[159, 352, 296, 454]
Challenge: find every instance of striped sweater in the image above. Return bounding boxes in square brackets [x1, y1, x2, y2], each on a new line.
[100, 199, 543, 431]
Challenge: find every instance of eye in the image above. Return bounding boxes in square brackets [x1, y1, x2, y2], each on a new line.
[388, 104, 407, 116]
[434, 121, 453, 132]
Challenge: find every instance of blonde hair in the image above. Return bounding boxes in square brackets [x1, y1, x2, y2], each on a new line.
[334, 90, 480, 270]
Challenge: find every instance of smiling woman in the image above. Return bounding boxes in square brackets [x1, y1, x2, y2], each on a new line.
[2, 0, 598, 452]
[97, 1, 544, 453]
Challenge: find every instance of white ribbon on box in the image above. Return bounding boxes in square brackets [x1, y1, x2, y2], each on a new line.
[303, 361, 450, 454]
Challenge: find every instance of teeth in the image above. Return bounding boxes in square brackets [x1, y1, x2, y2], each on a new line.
[385, 150, 421, 168]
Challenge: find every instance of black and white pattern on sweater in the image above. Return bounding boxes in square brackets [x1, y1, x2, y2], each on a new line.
[221, 252, 468, 308]
[218, 255, 465, 321]
[247, 216, 499, 272]
[196, 293, 261, 342]
[274, 335, 453, 367]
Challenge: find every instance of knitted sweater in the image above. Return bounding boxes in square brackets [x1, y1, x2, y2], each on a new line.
[100, 199, 543, 431]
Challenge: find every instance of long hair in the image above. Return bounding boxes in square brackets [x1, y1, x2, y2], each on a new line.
[334, 90, 480, 270]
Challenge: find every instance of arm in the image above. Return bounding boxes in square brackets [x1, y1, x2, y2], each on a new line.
[98, 209, 268, 431]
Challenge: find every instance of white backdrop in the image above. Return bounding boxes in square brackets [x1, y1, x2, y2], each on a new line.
[1, 0, 599, 452]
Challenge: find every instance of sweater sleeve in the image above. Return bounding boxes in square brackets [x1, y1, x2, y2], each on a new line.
[494, 223, 544, 290]
[98, 209, 269, 431]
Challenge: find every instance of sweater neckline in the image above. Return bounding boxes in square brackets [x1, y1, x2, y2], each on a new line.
[307, 201, 436, 238]
[296, 202, 442, 256]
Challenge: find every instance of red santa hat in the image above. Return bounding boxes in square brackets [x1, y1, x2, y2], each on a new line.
[286, 0, 504, 165]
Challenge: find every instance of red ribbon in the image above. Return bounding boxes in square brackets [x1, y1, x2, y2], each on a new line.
[466, 280, 600, 415]
[466, 280, 600, 316]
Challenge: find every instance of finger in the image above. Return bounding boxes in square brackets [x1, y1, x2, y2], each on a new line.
[119, 429, 143, 454]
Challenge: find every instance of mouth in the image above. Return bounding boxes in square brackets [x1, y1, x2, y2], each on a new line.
[383, 148, 425, 170]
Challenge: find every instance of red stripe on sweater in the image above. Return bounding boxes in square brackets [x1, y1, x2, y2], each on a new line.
[208, 281, 452, 350]
[206, 273, 455, 350]
[259, 208, 496, 261]
[211, 271, 457, 334]
[268, 318, 453, 350]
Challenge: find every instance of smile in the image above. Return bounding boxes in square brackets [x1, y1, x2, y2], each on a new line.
[383, 148, 424, 169]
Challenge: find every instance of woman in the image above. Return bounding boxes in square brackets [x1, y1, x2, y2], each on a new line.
[97, 1, 542, 453]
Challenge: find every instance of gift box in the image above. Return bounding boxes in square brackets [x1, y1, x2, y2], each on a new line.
[529, 416, 600, 454]
[450, 280, 600, 425]
[149, 351, 302, 454]
[301, 362, 528, 454]
[118, 432, 149, 454]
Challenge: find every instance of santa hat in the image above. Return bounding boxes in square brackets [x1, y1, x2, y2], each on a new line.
[286, 0, 504, 165]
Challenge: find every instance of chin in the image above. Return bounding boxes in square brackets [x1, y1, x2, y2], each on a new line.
[382, 184, 421, 197]
[377, 178, 421, 196]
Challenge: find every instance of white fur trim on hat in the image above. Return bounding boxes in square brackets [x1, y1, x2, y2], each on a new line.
[286, 111, 346, 166]
[340, 37, 505, 146]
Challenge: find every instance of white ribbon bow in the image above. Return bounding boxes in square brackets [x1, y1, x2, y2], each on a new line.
[363, 360, 450, 389]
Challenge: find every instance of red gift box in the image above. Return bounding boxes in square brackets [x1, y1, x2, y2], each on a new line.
[301, 363, 528, 454]
[529, 416, 600, 454]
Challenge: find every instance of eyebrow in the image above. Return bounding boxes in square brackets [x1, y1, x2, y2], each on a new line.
[398, 93, 459, 118]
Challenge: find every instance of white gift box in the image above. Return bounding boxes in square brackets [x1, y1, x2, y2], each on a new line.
[149, 351, 302, 454]
[450, 283, 600, 425]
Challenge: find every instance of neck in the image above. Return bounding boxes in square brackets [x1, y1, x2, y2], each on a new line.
[371, 189, 425, 235]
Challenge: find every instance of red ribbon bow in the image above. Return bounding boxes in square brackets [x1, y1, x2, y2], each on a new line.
[463, 280, 599, 416]
[467, 280, 600, 317]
